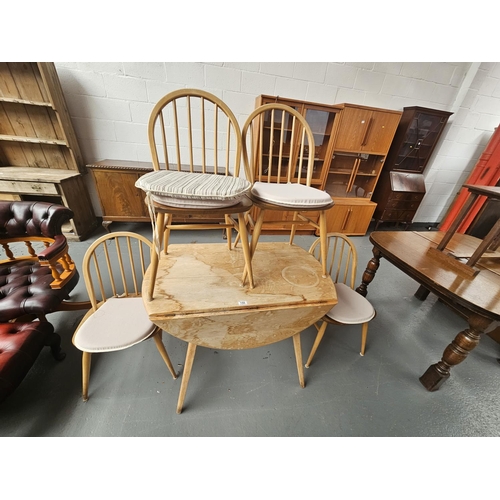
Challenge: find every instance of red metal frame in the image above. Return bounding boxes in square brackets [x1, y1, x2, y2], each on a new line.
[440, 126, 500, 233]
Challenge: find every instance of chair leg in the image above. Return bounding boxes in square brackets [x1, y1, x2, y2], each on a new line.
[319, 210, 328, 278]
[233, 213, 250, 248]
[238, 212, 254, 289]
[82, 351, 91, 402]
[152, 329, 178, 379]
[177, 342, 197, 414]
[289, 211, 299, 245]
[305, 320, 328, 368]
[163, 213, 172, 255]
[360, 322, 369, 356]
[45, 331, 66, 361]
[147, 212, 165, 301]
[250, 209, 266, 258]
[225, 215, 232, 250]
[292, 332, 305, 388]
[242, 209, 264, 285]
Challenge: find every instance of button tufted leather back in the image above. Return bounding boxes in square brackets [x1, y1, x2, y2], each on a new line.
[0, 201, 74, 239]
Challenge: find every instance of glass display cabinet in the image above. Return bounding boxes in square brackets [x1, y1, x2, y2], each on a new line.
[251, 95, 342, 233]
[372, 106, 453, 229]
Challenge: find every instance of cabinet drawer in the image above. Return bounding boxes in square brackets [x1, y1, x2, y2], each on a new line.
[386, 198, 422, 210]
[380, 209, 416, 222]
[0, 179, 58, 195]
[388, 192, 424, 202]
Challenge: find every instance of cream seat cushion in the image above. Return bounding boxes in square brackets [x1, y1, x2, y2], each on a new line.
[251, 181, 332, 207]
[326, 283, 376, 324]
[135, 170, 251, 208]
[73, 297, 156, 352]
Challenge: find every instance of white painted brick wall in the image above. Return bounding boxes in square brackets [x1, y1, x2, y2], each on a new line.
[55, 61, 500, 223]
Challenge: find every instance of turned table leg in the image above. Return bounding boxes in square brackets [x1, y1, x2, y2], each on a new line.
[356, 247, 382, 297]
[419, 313, 492, 391]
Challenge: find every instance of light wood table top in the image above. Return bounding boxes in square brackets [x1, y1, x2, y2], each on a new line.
[143, 241, 337, 350]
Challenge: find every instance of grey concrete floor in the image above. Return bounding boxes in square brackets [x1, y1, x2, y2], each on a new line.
[1, 221, 500, 438]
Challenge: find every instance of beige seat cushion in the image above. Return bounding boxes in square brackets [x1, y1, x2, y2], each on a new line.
[73, 297, 156, 352]
[326, 283, 375, 324]
[251, 181, 332, 207]
[135, 170, 251, 205]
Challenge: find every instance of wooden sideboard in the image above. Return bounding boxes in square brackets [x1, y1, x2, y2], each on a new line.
[86, 159, 153, 230]
[87, 159, 225, 230]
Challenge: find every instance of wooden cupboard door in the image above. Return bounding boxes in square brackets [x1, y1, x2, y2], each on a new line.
[363, 111, 401, 154]
[324, 202, 376, 235]
[334, 106, 401, 154]
[92, 170, 148, 218]
[334, 107, 370, 151]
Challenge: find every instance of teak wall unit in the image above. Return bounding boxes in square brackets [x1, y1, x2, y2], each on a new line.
[0, 62, 96, 240]
[324, 103, 402, 235]
[252, 97, 402, 235]
[372, 106, 453, 229]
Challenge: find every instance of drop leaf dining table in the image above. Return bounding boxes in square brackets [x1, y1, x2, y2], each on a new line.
[142, 241, 337, 413]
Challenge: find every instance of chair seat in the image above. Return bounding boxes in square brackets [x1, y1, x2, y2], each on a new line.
[251, 181, 332, 208]
[73, 297, 156, 352]
[150, 193, 242, 208]
[325, 283, 375, 324]
[0, 321, 54, 403]
[136, 170, 251, 202]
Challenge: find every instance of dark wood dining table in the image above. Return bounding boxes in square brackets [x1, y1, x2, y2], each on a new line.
[356, 230, 500, 391]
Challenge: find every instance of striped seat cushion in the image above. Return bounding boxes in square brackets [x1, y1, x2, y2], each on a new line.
[135, 170, 251, 206]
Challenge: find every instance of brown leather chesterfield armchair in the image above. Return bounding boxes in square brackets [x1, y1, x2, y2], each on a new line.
[0, 201, 90, 403]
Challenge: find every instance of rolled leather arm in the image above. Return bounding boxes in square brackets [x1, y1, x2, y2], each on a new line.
[38, 234, 68, 262]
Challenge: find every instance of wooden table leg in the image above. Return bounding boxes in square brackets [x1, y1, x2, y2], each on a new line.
[177, 342, 197, 414]
[414, 285, 431, 301]
[419, 313, 492, 391]
[292, 333, 305, 388]
[356, 246, 382, 297]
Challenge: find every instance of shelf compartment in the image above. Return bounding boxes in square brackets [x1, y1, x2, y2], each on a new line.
[0, 96, 53, 107]
[0, 134, 67, 146]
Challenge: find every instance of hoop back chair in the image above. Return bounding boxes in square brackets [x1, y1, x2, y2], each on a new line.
[136, 89, 255, 300]
[305, 233, 376, 368]
[72, 232, 177, 402]
[241, 103, 334, 280]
